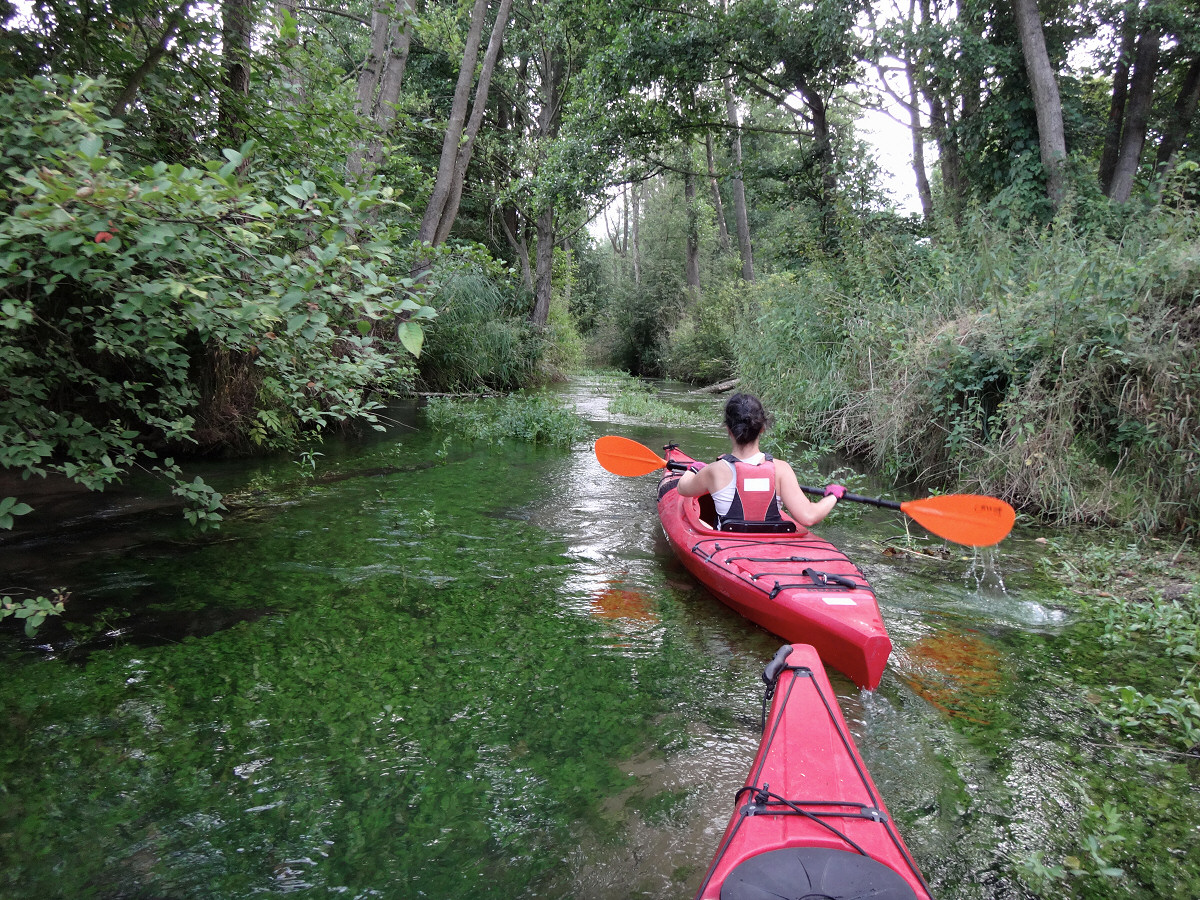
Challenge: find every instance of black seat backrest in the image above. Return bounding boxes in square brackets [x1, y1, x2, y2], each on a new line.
[718, 519, 797, 534]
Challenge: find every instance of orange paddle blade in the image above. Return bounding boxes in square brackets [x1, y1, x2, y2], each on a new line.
[899, 494, 1016, 547]
[595, 435, 667, 476]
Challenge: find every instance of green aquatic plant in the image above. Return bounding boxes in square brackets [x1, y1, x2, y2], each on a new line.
[607, 380, 709, 426]
[424, 394, 589, 448]
[1012, 537, 1200, 898]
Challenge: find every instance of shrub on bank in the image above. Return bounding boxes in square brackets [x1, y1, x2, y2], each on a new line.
[731, 210, 1200, 531]
[661, 281, 736, 385]
[417, 272, 543, 393]
[0, 76, 432, 526]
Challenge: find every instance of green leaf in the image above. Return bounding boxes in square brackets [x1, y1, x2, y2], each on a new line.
[222, 148, 244, 166]
[397, 321, 424, 357]
[79, 134, 102, 158]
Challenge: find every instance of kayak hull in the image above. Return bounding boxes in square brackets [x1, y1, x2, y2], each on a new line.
[658, 447, 891, 690]
[694, 643, 931, 900]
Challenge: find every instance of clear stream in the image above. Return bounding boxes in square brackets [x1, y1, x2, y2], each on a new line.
[0, 377, 1189, 898]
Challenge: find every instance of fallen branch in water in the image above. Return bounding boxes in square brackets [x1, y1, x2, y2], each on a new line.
[692, 377, 739, 394]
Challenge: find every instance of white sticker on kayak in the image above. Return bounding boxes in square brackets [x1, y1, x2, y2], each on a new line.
[822, 596, 857, 605]
[742, 477, 771, 492]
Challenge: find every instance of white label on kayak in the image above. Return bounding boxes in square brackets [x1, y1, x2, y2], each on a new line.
[822, 596, 857, 606]
[742, 477, 771, 492]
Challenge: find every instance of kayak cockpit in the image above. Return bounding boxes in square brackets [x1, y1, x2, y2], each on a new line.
[718, 846, 919, 900]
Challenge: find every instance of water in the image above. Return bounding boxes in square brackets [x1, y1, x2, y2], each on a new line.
[0, 377, 1193, 898]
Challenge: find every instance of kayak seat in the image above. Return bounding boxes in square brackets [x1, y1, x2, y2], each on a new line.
[720, 847, 918, 900]
[698, 493, 718, 528]
[718, 518, 797, 534]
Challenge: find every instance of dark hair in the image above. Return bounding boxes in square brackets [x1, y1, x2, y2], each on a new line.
[724, 393, 769, 445]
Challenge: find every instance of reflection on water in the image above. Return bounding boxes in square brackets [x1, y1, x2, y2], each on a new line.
[0, 379, 1188, 899]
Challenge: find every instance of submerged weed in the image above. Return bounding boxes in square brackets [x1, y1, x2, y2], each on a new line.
[424, 394, 589, 448]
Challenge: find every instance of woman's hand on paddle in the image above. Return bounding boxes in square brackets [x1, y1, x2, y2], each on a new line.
[824, 484, 846, 500]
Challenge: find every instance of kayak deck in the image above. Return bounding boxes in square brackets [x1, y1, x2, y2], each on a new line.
[694, 643, 931, 899]
[658, 448, 891, 689]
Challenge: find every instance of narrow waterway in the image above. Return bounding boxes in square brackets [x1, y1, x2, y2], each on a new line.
[0, 377, 1184, 898]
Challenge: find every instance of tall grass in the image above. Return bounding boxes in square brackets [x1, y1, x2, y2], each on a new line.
[732, 206, 1200, 531]
[418, 273, 544, 392]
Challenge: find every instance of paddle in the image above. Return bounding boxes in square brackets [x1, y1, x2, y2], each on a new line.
[593, 435, 1016, 547]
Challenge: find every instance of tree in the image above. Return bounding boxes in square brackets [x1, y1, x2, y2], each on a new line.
[1107, 2, 1162, 201]
[418, 0, 514, 246]
[1012, 0, 1068, 207]
[110, 0, 197, 118]
[1154, 54, 1200, 181]
[724, 76, 755, 280]
[218, 0, 254, 148]
[348, 0, 416, 182]
[728, 0, 866, 253]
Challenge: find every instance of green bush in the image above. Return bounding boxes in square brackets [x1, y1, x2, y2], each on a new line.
[417, 272, 543, 392]
[731, 211, 1200, 531]
[661, 280, 736, 384]
[0, 75, 433, 525]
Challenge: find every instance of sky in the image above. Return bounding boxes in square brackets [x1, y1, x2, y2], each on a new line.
[859, 106, 924, 215]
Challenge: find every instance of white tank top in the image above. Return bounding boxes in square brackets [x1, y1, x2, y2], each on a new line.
[711, 453, 766, 516]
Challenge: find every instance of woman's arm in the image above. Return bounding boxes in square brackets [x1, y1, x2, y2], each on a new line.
[774, 459, 838, 527]
[676, 460, 731, 498]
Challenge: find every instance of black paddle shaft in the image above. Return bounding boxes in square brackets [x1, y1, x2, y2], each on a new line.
[800, 486, 902, 511]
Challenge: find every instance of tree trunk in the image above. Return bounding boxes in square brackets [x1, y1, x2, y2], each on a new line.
[420, 0, 513, 246]
[706, 132, 730, 250]
[631, 183, 642, 286]
[111, 0, 193, 118]
[219, 0, 253, 149]
[274, 0, 304, 106]
[1108, 24, 1161, 202]
[1099, 3, 1137, 193]
[789, 68, 839, 252]
[417, 0, 489, 244]
[1012, 0, 1068, 208]
[904, 51, 934, 221]
[348, 2, 415, 182]
[532, 207, 556, 327]
[684, 162, 701, 298]
[918, 0, 963, 219]
[500, 205, 533, 290]
[530, 47, 564, 327]
[621, 186, 630, 255]
[1154, 55, 1200, 184]
[724, 77, 755, 282]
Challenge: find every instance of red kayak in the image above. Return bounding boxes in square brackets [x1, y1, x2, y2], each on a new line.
[658, 446, 891, 690]
[694, 643, 931, 900]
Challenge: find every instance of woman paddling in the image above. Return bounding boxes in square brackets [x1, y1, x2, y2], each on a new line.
[674, 393, 845, 530]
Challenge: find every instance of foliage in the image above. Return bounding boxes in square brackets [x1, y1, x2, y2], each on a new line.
[1016, 536, 1200, 896]
[661, 280, 737, 385]
[423, 393, 590, 448]
[417, 271, 543, 392]
[540, 246, 587, 380]
[1, 589, 67, 636]
[729, 207, 1200, 531]
[0, 76, 431, 524]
